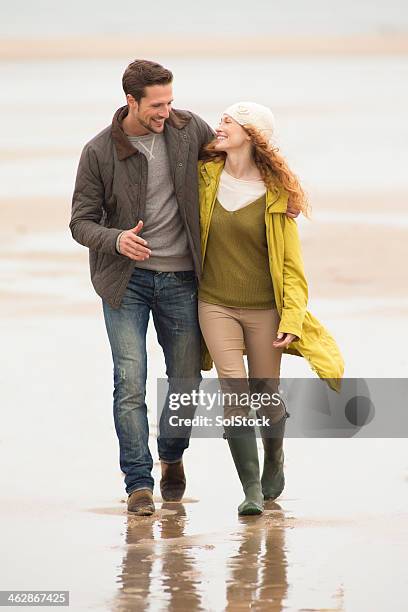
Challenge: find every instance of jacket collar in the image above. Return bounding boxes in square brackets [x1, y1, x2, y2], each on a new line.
[199, 160, 288, 213]
[112, 105, 192, 161]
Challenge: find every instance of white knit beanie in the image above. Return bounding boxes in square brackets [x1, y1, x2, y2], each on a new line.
[223, 101, 275, 140]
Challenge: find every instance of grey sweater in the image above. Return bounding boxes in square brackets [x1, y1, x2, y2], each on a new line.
[120, 132, 194, 271]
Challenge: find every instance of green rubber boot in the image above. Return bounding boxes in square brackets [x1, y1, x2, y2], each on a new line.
[260, 414, 287, 501]
[225, 427, 264, 516]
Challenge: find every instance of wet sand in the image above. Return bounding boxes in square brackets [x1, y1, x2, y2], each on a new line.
[1, 384, 408, 612]
[1, 192, 408, 319]
[1, 193, 408, 610]
[2, 48, 408, 611]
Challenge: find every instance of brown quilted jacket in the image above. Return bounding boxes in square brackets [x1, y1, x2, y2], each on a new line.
[70, 105, 214, 308]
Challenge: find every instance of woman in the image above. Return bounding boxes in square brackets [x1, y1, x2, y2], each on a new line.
[198, 102, 344, 516]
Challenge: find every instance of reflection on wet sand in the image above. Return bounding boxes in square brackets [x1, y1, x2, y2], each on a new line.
[116, 504, 204, 611]
[160, 504, 203, 611]
[116, 516, 155, 611]
[114, 502, 289, 611]
[226, 503, 288, 612]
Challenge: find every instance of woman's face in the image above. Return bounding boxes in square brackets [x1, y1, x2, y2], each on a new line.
[214, 114, 251, 152]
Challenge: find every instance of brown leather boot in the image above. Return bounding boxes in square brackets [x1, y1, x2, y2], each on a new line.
[127, 488, 155, 516]
[160, 460, 186, 501]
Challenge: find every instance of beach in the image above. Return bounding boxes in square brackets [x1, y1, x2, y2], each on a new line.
[1, 38, 408, 612]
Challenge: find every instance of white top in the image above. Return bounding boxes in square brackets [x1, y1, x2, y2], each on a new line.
[217, 169, 266, 211]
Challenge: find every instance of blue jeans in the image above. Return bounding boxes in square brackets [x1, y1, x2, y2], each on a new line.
[102, 268, 201, 495]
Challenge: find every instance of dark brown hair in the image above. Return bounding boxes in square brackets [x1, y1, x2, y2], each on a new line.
[122, 59, 173, 102]
[201, 125, 310, 217]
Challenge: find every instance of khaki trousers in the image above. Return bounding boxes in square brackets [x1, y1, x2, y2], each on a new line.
[198, 300, 285, 424]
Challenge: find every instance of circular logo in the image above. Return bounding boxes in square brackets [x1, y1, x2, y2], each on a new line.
[345, 396, 375, 427]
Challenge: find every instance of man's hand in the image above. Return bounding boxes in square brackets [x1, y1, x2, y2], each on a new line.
[273, 332, 298, 349]
[286, 196, 300, 219]
[118, 220, 151, 261]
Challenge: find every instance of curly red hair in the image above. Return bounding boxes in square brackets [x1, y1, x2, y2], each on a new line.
[200, 125, 310, 217]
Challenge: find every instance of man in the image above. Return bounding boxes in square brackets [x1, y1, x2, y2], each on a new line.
[70, 59, 298, 516]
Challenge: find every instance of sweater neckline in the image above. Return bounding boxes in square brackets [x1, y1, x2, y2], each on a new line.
[215, 194, 266, 214]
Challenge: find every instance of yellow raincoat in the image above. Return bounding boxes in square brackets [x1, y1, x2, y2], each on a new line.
[198, 160, 344, 391]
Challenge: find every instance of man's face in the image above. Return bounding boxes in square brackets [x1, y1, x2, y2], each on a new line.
[127, 84, 173, 134]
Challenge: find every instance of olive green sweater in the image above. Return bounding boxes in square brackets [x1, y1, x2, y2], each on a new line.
[198, 195, 275, 308]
